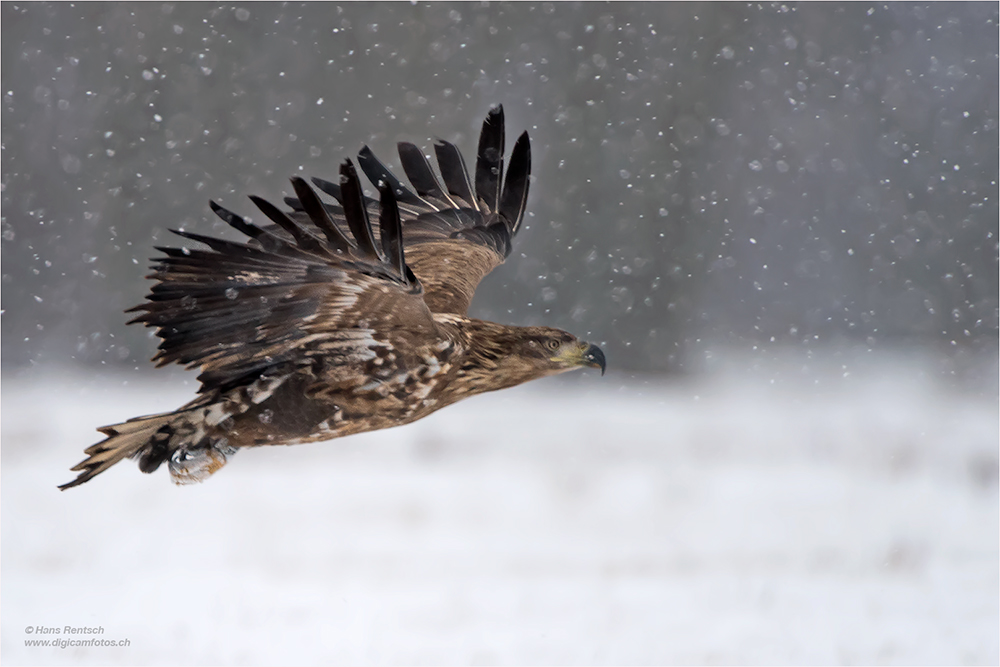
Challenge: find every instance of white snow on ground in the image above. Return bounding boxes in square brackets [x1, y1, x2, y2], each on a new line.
[2, 349, 997, 665]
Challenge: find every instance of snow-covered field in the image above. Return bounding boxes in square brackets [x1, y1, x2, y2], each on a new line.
[2, 350, 997, 665]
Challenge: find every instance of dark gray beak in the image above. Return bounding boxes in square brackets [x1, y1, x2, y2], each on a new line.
[582, 344, 606, 376]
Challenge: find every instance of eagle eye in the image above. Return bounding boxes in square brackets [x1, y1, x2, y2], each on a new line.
[545, 339, 560, 351]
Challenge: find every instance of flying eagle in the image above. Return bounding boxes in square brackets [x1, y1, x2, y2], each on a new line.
[60, 106, 605, 489]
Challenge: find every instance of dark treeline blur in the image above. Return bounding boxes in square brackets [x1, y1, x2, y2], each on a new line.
[3, 2, 997, 373]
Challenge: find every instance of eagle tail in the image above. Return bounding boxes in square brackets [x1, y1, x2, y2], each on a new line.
[58, 412, 178, 490]
[60, 406, 237, 490]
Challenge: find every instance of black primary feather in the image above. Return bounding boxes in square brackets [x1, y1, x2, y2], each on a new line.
[308, 176, 343, 203]
[208, 200, 304, 256]
[378, 181, 407, 282]
[475, 105, 505, 213]
[498, 130, 531, 235]
[167, 230, 260, 258]
[289, 176, 353, 250]
[434, 139, 476, 209]
[248, 195, 326, 254]
[358, 146, 422, 206]
[397, 142, 451, 207]
[336, 159, 382, 261]
[308, 176, 379, 211]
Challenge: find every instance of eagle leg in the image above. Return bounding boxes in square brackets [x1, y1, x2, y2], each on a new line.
[168, 442, 236, 485]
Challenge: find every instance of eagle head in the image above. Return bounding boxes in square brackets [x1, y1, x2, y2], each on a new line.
[491, 325, 606, 382]
[528, 328, 606, 376]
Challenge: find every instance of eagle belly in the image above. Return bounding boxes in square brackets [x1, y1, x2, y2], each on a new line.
[197, 337, 460, 459]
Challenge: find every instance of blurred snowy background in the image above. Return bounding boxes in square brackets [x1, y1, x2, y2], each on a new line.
[2, 2, 997, 665]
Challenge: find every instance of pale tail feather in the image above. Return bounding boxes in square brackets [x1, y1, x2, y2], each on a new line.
[59, 412, 177, 490]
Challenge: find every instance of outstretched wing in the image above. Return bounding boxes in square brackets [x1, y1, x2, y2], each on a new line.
[127, 160, 437, 392]
[284, 105, 531, 315]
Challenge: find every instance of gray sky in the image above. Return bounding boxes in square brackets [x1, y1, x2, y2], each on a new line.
[2, 2, 997, 372]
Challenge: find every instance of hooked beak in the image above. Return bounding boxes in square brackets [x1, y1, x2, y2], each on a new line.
[581, 343, 606, 376]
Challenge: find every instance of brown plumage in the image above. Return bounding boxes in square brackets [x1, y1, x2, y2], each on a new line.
[60, 106, 606, 489]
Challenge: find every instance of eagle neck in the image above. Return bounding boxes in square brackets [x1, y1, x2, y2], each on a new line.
[440, 316, 544, 396]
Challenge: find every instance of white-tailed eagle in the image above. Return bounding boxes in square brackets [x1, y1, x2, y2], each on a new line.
[61, 106, 605, 489]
